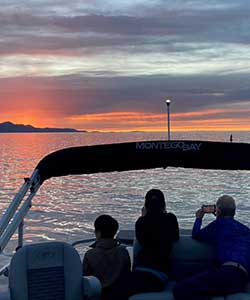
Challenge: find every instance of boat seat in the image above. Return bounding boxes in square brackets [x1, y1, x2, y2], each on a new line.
[129, 235, 250, 300]
[7, 241, 101, 300]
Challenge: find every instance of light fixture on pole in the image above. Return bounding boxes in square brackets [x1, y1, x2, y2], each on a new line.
[165, 99, 171, 140]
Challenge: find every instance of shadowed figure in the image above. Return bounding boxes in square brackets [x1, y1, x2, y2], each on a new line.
[130, 189, 179, 295]
[173, 195, 250, 300]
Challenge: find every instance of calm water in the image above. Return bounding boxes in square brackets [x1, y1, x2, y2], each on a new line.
[0, 131, 250, 282]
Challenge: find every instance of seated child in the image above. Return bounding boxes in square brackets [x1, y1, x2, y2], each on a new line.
[82, 214, 131, 300]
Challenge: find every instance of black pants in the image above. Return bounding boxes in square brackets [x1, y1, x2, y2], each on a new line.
[129, 270, 166, 296]
[173, 265, 248, 300]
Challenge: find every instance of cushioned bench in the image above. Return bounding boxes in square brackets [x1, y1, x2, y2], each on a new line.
[129, 236, 250, 300]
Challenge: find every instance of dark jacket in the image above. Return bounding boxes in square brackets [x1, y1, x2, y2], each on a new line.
[82, 238, 131, 288]
[135, 212, 179, 273]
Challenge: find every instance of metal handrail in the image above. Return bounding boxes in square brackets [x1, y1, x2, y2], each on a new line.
[72, 238, 96, 247]
[72, 237, 133, 247]
[0, 263, 9, 277]
[0, 194, 32, 253]
[0, 170, 39, 236]
[0, 170, 40, 254]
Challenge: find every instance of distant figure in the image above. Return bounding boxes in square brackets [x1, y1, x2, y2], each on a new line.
[82, 215, 131, 300]
[230, 134, 233, 142]
[131, 189, 179, 295]
[173, 195, 250, 300]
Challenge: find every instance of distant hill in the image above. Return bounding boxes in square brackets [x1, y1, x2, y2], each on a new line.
[0, 122, 85, 133]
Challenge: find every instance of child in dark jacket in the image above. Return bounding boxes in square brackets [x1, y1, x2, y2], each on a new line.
[83, 215, 131, 300]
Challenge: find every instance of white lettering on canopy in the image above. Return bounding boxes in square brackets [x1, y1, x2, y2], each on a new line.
[136, 142, 202, 151]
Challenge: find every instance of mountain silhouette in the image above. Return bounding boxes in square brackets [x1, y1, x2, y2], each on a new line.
[0, 121, 84, 133]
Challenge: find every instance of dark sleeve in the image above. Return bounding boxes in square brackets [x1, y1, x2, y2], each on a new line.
[82, 252, 92, 275]
[192, 219, 217, 244]
[135, 217, 146, 246]
[167, 213, 179, 241]
[124, 248, 132, 272]
[192, 218, 202, 238]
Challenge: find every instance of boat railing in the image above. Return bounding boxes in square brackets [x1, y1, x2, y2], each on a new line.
[71, 229, 136, 248]
[0, 169, 40, 254]
[71, 238, 96, 247]
[0, 263, 9, 277]
[71, 237, 133, 247]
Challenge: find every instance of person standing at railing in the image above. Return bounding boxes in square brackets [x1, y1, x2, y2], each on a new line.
[173, 195, 250, 300]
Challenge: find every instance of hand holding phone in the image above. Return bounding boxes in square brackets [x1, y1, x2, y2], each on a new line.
[196, 208, 205, 219]
[202, 204, 216, 214]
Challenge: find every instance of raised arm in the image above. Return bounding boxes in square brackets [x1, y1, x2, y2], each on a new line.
[192, 209, 217, 244]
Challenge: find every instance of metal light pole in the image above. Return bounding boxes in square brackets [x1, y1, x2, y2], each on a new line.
[165, 99, 171, 140]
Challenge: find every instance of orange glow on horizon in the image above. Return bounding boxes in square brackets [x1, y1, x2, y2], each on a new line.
[67, 110, 250, 132]
[0, 107, 62, 128]
[1, 106, 249, 132]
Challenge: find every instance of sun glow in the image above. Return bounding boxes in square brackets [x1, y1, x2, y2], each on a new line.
[67, 109, 250, 132]
[1, 106, 249, 132]
[0, 109, 58, 128]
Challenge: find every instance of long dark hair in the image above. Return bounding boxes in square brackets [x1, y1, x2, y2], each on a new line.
[145, 189, 166, 213]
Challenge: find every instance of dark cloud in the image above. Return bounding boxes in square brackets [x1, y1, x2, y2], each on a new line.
[1, 4, 250, 46]
[1, 73, 249, 117]
[0, 33, 151, 56]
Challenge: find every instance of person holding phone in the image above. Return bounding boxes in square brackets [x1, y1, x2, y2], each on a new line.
[173, 195, 250, 300]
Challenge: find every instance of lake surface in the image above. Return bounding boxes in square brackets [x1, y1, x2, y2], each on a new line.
[0, 131, 250, 284]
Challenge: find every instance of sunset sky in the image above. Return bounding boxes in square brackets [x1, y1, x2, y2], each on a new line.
[0, 0, 250, 132]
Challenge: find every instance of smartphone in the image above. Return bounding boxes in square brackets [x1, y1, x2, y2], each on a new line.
[202, 204, 216, 213]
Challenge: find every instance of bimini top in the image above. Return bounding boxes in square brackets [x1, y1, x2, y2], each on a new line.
[36, 140, 250, 184]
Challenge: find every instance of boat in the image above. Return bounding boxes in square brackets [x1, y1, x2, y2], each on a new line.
[0, 140, 249, 300]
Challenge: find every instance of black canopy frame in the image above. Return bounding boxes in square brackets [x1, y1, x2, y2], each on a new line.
[36, 140, 250, 184]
